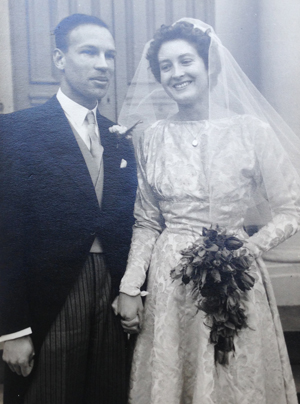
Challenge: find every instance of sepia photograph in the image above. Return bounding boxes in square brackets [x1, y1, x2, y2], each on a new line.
[0, 1, 300, 403]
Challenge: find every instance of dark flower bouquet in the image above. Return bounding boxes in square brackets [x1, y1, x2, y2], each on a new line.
[170, 225, 255, 365]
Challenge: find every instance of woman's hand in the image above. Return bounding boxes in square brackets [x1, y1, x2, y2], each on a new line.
[118, 292, 144, 334]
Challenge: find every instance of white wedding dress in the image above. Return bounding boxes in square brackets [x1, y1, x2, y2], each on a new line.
[120, 115, 299, 404]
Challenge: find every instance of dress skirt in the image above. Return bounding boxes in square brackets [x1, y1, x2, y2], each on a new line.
[128, 230, 297, 404]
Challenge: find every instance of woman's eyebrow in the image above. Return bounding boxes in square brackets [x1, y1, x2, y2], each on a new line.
[158, 52, 195, 62]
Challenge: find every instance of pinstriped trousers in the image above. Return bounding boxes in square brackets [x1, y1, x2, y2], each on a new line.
[24, 254, 127, 404]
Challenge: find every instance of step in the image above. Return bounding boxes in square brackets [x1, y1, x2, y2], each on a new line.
[292, 365, 300, 401]
[279, 306, 300, 402]
[278, 306, 300, 332]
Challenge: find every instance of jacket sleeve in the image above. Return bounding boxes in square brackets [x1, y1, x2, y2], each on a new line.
[0, 116, 32, 335]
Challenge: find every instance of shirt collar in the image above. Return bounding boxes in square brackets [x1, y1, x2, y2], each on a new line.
[56, 88, 98, 127]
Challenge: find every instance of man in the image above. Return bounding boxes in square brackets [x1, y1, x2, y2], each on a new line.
[0, 14, 136, 404]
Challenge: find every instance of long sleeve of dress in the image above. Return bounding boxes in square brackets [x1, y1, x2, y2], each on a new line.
[246, 120, 300, 257]
[120, 132, 165, 296]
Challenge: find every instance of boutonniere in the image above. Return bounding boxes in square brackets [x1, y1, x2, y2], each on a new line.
[109, 120, 142, 140]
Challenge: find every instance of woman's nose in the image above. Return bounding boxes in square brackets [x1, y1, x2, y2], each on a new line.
[172, 64, 184, 78]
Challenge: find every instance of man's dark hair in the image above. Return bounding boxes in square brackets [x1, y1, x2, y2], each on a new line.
[54, 13, 110, 52]
[147, 21, 211, 83]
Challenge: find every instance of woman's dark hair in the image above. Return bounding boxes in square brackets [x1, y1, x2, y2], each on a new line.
[147, 21, 211, 83]
[54, 14, 109, 52]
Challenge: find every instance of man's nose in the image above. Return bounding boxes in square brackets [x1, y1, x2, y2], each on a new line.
[94, 53, 109, 70]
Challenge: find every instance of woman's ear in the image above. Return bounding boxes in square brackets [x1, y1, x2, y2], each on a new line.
[53, 48, 66, 71]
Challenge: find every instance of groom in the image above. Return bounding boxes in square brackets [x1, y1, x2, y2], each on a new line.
[0, 14, 136, 404]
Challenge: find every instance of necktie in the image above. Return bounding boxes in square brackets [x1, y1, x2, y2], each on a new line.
[86, 111, 102, 169]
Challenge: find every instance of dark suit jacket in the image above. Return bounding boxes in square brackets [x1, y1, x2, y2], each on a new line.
[0, 96, 136, 401]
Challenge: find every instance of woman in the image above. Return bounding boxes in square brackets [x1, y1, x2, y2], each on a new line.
[117, 19, 300, 404]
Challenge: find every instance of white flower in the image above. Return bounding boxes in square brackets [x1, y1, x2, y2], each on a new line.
[109, 120, 142, 140]
[109, 124, 128, 136]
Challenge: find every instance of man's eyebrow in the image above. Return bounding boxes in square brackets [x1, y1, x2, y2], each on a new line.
[78, 44, 98, 50]
[78, 44, 116, 53]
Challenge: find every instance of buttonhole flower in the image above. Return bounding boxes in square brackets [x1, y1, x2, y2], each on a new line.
[109, 120, 143, 140]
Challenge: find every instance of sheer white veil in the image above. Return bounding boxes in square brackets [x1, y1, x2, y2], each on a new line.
[119, 18, 300, 228]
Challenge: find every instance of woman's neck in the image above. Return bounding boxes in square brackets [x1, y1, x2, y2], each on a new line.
[176, 101, 209, 121]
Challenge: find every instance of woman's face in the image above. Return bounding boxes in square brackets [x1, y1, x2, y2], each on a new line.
[157, 39, 208, 108]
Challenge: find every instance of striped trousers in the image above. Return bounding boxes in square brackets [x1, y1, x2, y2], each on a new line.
[23, 254, 127, 404]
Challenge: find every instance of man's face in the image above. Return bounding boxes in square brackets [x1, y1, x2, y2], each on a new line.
[57, 24, 116, 109]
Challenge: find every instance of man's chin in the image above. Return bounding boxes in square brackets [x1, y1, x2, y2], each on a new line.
[82, 90, 107, 104]
[91, 87, 109, 101]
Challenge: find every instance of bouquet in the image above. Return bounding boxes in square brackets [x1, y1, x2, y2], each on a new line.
[170, 225, 255, 365]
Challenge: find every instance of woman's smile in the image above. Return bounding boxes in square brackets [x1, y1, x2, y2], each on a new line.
[172, 80, 193, 90]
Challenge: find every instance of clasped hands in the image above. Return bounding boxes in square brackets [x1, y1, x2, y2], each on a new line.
[113, 293, 144, 334]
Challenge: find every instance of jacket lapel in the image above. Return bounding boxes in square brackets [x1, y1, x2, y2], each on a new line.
[96, 110, 119, 213]
[40, 96, 99, 207]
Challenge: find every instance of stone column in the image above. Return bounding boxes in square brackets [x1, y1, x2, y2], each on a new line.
[0, 0, 14, 113]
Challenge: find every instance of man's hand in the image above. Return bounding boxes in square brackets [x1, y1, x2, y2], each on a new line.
[2, 335, 35, 377]
[117, 293, 144, 334]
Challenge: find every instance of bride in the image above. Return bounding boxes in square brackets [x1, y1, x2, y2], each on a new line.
[116, 18, 300, 404]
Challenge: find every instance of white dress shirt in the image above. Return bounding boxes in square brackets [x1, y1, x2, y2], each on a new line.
[56, 88, 100, 148]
